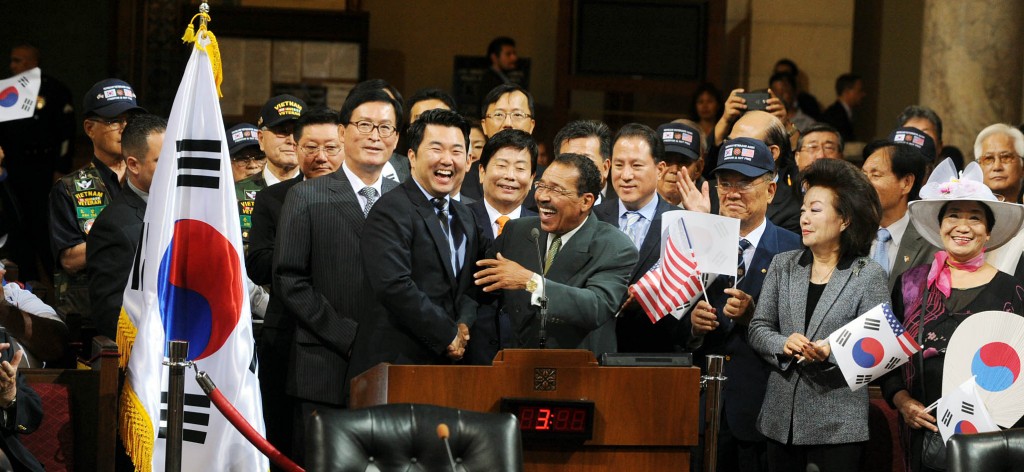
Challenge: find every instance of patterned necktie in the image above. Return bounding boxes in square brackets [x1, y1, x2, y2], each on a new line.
[496, 215, 511, 236]
[622, 211, 643, 248]
[359, 187, 378, 217]
[431, 197, 450, 236]
[736, 238, 752, 285]
[873, 228, 892, 274]
[544, 236, 562, 275]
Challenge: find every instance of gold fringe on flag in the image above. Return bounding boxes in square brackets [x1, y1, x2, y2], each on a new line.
[120, 382, 155, 472]
[181, 10, 224, 97]
[116, 308, 138, 369]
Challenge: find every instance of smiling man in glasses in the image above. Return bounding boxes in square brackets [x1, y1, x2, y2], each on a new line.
[460, 84, 536, 202]
[474, 153, 637, 358]
[48, 78, 144, 342]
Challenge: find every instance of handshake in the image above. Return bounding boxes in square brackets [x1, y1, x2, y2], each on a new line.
[447, 323, 470, 361]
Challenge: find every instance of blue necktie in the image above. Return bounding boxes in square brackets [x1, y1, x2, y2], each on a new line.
[622, 211, 643, 248]
[873, 228, 892, 274]
[736, 238, 752, 285]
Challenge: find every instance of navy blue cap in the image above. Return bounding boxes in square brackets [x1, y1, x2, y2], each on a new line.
[258, 94, 306, 128]
[715, 137, 775, 177]
[889, 126, 936, 160]
[658, 122, 701, 161]
[82, 79, 145, 118]
[227, 123, 261, 156]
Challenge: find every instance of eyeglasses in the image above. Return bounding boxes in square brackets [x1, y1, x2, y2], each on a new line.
[534, 181, 577, 198]
[486, 111, 532, 123]
[799, 143, 839, 154]
[350, 121, 397, 138]
[90, 117, 128, 130]
[978, 152, 1020, 167]
[300, 144, 343, 157]
[715, 177, 769, 193]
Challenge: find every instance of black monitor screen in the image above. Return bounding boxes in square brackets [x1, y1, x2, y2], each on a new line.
[575, 0, 706, 80]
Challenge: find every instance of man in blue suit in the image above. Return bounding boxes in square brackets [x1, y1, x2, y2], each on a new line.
[678, 137, 802, 472]
[466, 129, 537, 364]
[593, 123, 677, 353]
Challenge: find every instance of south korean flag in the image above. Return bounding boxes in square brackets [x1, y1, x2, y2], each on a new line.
[936, 376, 1000, 443]
[828, 302, 921, 391]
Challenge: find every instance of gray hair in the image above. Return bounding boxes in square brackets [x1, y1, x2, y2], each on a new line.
[974, 123, 1024, 159]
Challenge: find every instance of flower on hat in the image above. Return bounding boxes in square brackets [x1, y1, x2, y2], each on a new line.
[919, 159, 996, 202]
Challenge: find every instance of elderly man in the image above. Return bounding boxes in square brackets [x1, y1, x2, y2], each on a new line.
[897, 105, 944, 162]
[593, 123, 676, 353]
[678, 137, 802, 472]
[978, 124, 1024, 277]
[657, 120, 707, 209]
[794, 124, 843, 171]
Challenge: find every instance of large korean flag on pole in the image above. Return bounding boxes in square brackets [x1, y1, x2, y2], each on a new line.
[118, 26, 267, 472]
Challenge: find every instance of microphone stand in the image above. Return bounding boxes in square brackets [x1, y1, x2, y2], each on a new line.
[531, 228, 549, 349]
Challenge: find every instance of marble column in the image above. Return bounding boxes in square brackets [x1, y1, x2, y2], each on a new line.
[920, 0, 1024, 160]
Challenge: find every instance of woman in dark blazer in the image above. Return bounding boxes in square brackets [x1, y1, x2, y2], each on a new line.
[748, 159, 889, 472]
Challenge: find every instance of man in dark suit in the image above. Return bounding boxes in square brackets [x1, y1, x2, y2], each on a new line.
[475, 153, 637, 357]
[554, 120, 616, 205]
[0, 340, 45, 472]
[343, 79, 409, 184]
[820, 73, 865, 142]
[460, 84, 536, 202]
[357, 109, 482, 370]
[594, 123, 678, 353]
[272, 94, 399, 465]
[679, 138, 802, 472]
[861, 136, 934, 293]
[465, 129, 538, 363]
[86, 114, 165, 340]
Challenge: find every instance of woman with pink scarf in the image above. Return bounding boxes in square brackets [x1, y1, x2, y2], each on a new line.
[880, 158, 1024, 472]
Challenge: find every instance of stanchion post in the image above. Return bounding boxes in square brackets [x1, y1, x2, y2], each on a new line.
[701, 354, 726, 472]
[165, 340, 190, 472]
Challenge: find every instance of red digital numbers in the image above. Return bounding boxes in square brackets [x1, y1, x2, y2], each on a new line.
[519, 406, 586, 432]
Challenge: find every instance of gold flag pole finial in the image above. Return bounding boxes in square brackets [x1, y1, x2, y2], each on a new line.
[181, 1, 223, 97]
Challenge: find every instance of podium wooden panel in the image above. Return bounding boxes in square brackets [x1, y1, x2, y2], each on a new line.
[351, 349, 700, 471]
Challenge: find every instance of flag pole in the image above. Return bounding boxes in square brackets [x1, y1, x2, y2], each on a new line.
[677, 215, 710, 304]
[164, 340, 191, 472]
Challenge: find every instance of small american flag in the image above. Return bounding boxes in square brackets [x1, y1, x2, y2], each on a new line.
[629, 226, 703, 323]
[741, 147, 755, 158]
[884, 302, 921, 357]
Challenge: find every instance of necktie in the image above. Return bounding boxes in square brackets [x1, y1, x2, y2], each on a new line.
[544, 236, 562, 275]
[432, 197, 464, 273]
[873, 228, 892, 274]
[496, 215, 511, 236]
[359, 187, 378, 217]
[736, 238, 752, 285]
[431, 197, 450, 236]
[622, 211, 643, 248]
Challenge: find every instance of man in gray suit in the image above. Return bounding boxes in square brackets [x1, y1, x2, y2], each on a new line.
[474, 153, 637, 357]
[272, 90, 401, 466]
[861, 136, 935, 293]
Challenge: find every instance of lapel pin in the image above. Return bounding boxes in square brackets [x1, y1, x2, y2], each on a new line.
[904, 255, 910, 263]
[761, 268, 767, 273]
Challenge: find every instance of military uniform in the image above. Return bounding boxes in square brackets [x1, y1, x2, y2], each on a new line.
[49, 159, 121, 338]
[235, 173, 267, 252]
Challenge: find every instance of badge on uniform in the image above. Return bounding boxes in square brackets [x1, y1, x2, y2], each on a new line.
[75, 178, 95, 191]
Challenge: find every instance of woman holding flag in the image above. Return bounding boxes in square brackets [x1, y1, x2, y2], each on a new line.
[879, 158, 1024, 472]
[748, 159, 888, 472]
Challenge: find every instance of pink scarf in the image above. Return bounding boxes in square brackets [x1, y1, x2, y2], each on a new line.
[926, 250, 986, 298]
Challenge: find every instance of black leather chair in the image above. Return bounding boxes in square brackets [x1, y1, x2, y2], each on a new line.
[947, 428, 1024, 471]
[305, 403, 523, 472]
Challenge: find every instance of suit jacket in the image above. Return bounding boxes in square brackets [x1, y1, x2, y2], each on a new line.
[86, 186, 146, 340]
[246, 175, 303, 287]
[491, 216, 637, 357]
[888, 221, 937, 294]
[387, 152, 411, 183]
[465, 200, 536, 364]
[821, 100, 854, 142]
[273, 170, 398, 404]
[747, 250, 889, 445]
[592, 196, 679, 353]
[766, 174, 801, 234]
[355, 178, 483, 371]
[678, 220, 802, 441]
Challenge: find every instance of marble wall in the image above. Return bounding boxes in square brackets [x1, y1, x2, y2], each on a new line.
[920, 0, 1024, 158]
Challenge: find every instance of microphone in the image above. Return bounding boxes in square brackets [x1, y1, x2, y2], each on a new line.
[436, 423, 458, 472]
[806, 464, 820, 472]
[530, 228, 549, 349]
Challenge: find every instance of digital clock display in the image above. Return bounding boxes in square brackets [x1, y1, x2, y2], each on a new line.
[500, 398, 595, 441]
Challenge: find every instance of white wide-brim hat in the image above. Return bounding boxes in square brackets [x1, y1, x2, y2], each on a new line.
[908, 158, 1024, 250]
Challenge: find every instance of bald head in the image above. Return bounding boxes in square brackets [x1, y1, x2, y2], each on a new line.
[730, 111, 779, 141]
[10, 45, 39, 75]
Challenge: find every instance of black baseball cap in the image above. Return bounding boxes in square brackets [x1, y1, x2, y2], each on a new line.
[658, 122, 701, 161]
[82, 79, 146, 118]
[715, 137, 775, 177]
[888, 126, 936, 160]
[226, 123, 261, 156]
[258, 94, 306, 128]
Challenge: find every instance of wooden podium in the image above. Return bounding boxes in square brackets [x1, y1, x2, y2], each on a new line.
[350, 349, 700, 471]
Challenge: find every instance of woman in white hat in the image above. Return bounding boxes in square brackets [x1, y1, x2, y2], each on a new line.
[880, 158, 1024, 472]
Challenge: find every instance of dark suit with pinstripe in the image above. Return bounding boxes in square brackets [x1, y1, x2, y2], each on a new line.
[354, 177, 483, 373]
[274, 170, 398, 405]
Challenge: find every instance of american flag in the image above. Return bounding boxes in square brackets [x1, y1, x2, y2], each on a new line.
[884, 302, 922, 357]
[629, 226, 703, 324]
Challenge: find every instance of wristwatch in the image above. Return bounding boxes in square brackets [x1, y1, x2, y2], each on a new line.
[526, 278, 538, 293]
